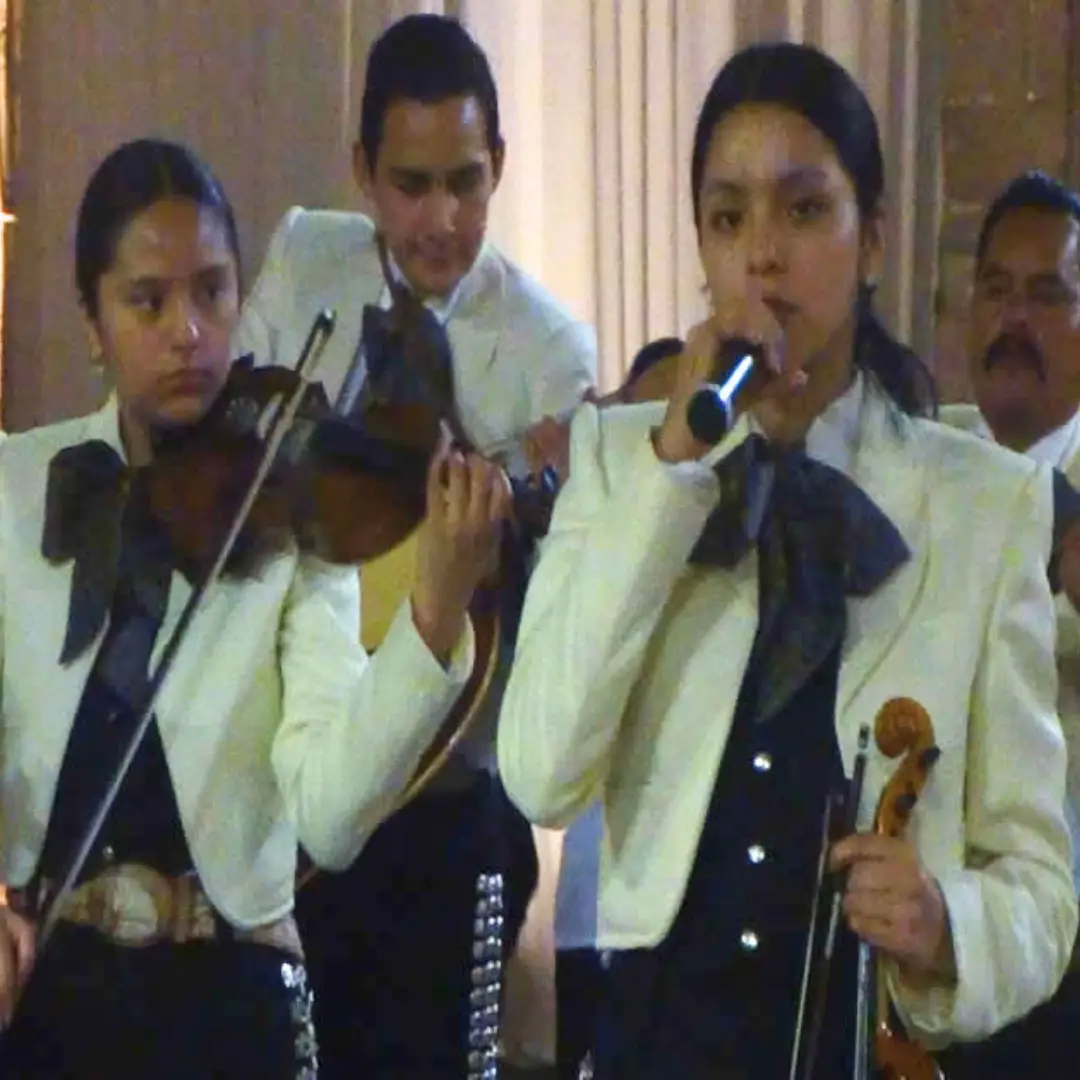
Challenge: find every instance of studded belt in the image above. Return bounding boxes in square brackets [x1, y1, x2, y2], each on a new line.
[8, 864, 303, 959]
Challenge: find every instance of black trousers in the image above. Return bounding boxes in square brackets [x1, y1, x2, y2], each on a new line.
[0, 923, 316, 1079]
[937, 965, 1080, 1080]
[592, 931, 859, 1080]
[555, 948, 605, 1080]
[296, 773, 539, 1080]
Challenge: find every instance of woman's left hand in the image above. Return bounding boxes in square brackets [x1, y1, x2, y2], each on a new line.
[830, 833, 956, 982]
[523, 415, 573, 484]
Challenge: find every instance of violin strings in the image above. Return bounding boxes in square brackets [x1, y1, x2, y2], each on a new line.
[791, 724, 871, 1080]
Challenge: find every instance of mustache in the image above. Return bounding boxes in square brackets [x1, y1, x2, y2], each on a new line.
[983, 333, 1045, 378]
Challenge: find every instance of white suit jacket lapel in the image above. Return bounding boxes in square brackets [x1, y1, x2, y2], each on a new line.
[446, 247, 500, 396]
[837, 391, 931, 725]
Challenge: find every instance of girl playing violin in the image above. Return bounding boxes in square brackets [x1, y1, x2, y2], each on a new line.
[0, 138, 508, 1078]
[497, 42, 1078, 1078]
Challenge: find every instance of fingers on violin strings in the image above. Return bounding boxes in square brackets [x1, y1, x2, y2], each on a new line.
[488, 464, 512, 524]
[435, 446, 467, 527]
[522, 432, 543, 476]
[464, 454, 491, 525]
[427, 424, 454, 504]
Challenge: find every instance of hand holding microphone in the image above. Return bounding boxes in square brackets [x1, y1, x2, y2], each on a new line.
[652, 295, 805, 464]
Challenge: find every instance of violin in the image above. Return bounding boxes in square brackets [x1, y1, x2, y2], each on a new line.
[858, 697, 945, 1080]
[142, 360, 553, 815]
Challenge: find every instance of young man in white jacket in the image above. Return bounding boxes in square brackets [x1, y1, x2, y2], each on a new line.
[234, 14, 596, 1079]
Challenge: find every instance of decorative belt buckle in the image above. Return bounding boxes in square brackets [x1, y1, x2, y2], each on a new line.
[82, 864, 175, 947]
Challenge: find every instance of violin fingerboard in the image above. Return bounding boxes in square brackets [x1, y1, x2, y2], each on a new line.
[467, 871, 505, 1080]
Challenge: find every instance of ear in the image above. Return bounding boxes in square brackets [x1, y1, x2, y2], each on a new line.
[82, 307, 105, 370]
[490, 138, 506, 193]
[352, 140, 376, 202]
[859, 206, 885, 287]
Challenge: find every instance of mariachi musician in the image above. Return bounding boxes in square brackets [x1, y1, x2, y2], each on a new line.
[233, 14, 596, 1079]
[497, 42, 1078, 1079]
[0, 137, 507, 1079]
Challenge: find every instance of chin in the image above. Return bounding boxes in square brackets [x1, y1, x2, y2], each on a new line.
[405, 251, 475, 297]
[416, 269, 464, 299]
[154, 393, 216, 430]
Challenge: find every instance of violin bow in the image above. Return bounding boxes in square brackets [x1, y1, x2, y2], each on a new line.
[790, 724, 871, 1080]
[34, 311, 337, 953]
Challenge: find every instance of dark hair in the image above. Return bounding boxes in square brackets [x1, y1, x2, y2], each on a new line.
[975, 170, 1080, 268]
[690, 42, 936, 418]
[76, 138, 241, 318]
[629, 337, 683, 383]
[359, 14, 502, 172]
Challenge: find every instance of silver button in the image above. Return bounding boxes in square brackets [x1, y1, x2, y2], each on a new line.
[752, 752, 772, 772]
[748, 844, 766, 864]
[101, 844, 115, 863]
[739, 929, 759, 951]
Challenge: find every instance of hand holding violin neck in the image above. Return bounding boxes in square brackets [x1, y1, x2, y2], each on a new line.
[410, 432, 512, 663]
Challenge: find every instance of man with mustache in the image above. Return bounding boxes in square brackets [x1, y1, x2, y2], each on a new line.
[234, 13, 596, 1080]
[939, 169, 1080, 1078]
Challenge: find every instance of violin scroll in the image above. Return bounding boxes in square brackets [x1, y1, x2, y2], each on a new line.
[873, 697, 942, 840]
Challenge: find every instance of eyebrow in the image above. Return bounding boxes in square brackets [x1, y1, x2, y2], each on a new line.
[701, 165, 832, 199]
[389, 162, 484, 182]
[976, 261, 1068, 286]
[122, 263, 231, 289]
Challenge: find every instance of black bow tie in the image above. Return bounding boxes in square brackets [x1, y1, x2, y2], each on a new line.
[42, 440, 132, 663]
[42, 440, 173, 671]
[354, 296, 467, 445]
[690, 434, 910, 724]
[1050, 468, 1080, 594]
[690, 433, 909, 595]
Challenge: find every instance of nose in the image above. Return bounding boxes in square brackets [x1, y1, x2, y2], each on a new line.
[745, 215, 783, 276]
[998, 289, 1030, 334]
[421, 187, 459, 234]
[167, 295, 202, 352]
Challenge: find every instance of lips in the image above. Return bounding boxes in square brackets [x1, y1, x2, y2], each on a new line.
[762, 296, 798, 326]
[414, 245, 455, 263]
[163, 369, 217, 394]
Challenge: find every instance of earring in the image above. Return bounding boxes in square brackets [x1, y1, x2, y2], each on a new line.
[89, 347, 113, 387]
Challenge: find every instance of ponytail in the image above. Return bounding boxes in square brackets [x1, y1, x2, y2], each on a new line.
[853, 284, 938, 419]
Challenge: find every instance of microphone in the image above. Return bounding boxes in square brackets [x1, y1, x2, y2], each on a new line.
[686, 337, 765, 445]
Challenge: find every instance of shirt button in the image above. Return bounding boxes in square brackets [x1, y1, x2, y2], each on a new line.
[752, 752, 772, 773]
[747, 844, 766, 864]
[739, 929, 759, 952]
